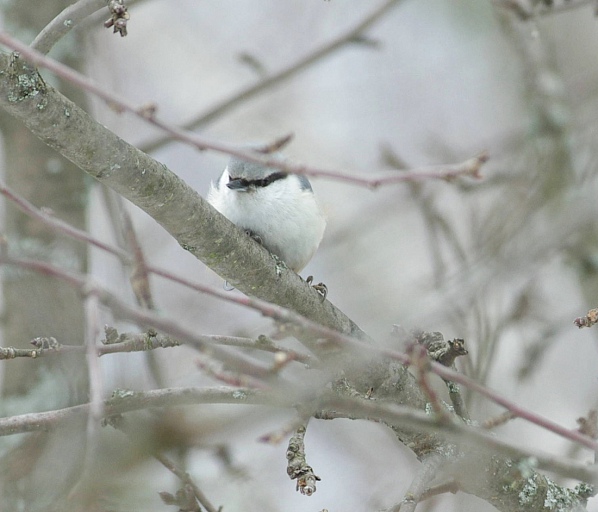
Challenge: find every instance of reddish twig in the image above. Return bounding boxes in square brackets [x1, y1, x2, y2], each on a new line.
[0, 180, 130, 263]
[0, 32, 487, 189]
[0, 253, 596, 453]
[141, 0, 405, 152]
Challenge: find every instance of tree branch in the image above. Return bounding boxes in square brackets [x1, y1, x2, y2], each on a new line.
[31, 0, 106, 54]
[0, 49, 365, 340]
[140, 0, 406, 153]
[0, 33, 488, 189]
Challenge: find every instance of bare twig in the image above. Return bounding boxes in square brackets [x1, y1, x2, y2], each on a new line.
[409, 344, 451, 423]
[107, 414, 220, 512]
[140, 0, 406, 153]
[390, 453, 445, 512]
[22, 331, 312, 370]
[0, 179, 130, 263]
[482, 411, 517, 430]
[259, 414, 312, 444]
[0, 386, 595, 485]
[214, 335, 314, 366]
[0, 32, 487, 189]
[85, 292, 104, 422]
[419, 479, 460, 502]
[195, 355, 270, 390]
[0, 255, 283, 387]
[31, 0, 106, 54]
[15, 329, 180, 358]
[3, 253, 597, 454]
[121, 206, 154, 309]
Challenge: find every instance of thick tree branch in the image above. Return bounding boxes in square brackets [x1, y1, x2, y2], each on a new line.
[0, 50, 365, 341]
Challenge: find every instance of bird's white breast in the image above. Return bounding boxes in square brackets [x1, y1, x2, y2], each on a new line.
[208, 170, 325, 272]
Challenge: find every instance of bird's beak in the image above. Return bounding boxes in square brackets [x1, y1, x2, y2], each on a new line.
[227, 179, 248, 191]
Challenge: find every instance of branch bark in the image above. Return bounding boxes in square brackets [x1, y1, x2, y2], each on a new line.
[0, 51, 365, 341]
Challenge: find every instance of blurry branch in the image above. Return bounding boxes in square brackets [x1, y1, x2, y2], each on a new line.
[31, 0, 137, 54]
[0, 255, 285, 386]
[413, 331, 470, 421]
[31, 0, 107, 53]
[2, 328, 312, 367]
[316, 395, 598, 485]
[1, 31, 488, 189]
[0, 386, 595, 485]
[107, 414, 220, 512]
[68, 292, 104, 504]
[140, 0, 405, 154]
[482, 411, 517, 430]
[0, 387, 271, 436]
[389, 453, 445, 512]
[120, 200, 154, 309]
[409, 344, 452, 423]
[101, 188, 165, 385]
[495, 0, 596, 19]
[0, 46, 364, 339]
[3, 252, 598, 456]
[0, 179, 130, 263]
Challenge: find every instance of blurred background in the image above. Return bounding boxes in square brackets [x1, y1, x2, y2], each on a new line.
[2, 0, 598, 510]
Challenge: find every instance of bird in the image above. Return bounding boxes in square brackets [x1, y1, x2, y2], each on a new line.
[208, 154, 326, 294]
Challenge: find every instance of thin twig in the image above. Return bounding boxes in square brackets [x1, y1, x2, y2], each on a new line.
[0, 179, 130, 263]
[409, 344, 451, 423]
[31, 0, 106, 54]
[66, 292, 105, 502]
[0, 255, 282, 387]
[390, 453, 445, 512]
[153, 451, 218, 512]
[140, 0, 406, 153]
[0, 32, 487, 189]
[1, 254, 596, 453]
[0, 387, 595, 484]
[482, 411, 517, 429]
[107, 414, 220, 512]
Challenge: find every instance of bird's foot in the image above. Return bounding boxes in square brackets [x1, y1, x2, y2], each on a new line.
[244, 229, 263, 245]
[306, 275, 327, 301]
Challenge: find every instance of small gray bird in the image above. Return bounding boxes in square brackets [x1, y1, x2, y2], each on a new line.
[208, 156, 326, 275]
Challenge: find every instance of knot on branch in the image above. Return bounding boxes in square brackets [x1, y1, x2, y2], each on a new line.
[414, 331, 468, 367]
[286, 426, 320, 496]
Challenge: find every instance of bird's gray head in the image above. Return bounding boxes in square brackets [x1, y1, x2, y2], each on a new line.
[226, 156, 312, 192]
[228, 158, 281, 181]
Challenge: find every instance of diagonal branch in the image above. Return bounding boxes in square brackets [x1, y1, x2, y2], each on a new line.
[140, 0, 405, 153]
[0, 33, 487, 189]
[0, 49, 365, 340]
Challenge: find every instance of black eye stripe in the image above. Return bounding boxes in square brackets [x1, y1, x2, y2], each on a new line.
[229, 172, 287, 188]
